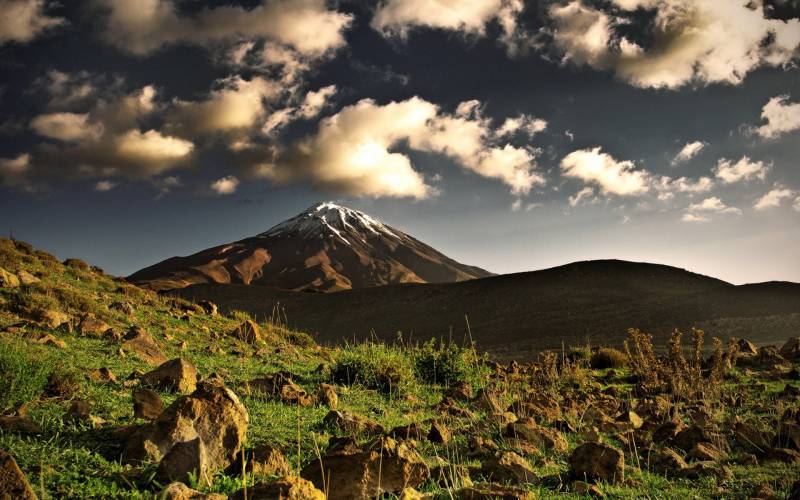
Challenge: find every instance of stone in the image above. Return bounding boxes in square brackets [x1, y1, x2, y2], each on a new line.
[16, 270, 40, 285]
[389, 422, 425, 441]
[780, 337, 800, 360]
[733, 421, 771, 454]
[197, 301, 218, 316]
[159, 482, 226, 500]
[0, 415, 41, 434]
[110, 301, 135, 316]
[88, 367, 117, 383]
[141, 358, 197, 393]
[751, 483, 777, 500]
[427, 420, 451, 445]
[455, 484, 535, 499]
[323, 410, 384, 435]
[468, 436, 499, 457]
[123, 380, 249, 479]
[649, 447, 687, 476]
[35, 309, 71, 329]
[762, 448, 800, 464]
[301, 438, 429, 500]
[505, 418, 568, 453]
[616, 411, 643, 429]
[479, 451, 536, 485]
[78, 316, 112, 337]
[736, 338, 759, 355]
[677, 461, 731, 481]
[573, 480, 604, 497]
[687, 442, 726, 462]
[568, 442, 624, 483]
[246, 372, 313, 406]
[63, 399, 105, 427]
[0, 267, 20, 288]
[133, 388, 164, 420]
[652, 421, 686, 445]
[473, 388, 503, 415]
[28, 332, 66, 349]
[673, 425, 716, 452]
[234, 444, 292, 478]
[156, 437, 210, 487]
[318, 383, 338, 409]
[0, 450, 36, 499]
[121, 327, 168, 366]
[399, 487, 428, 500]
[230, 476, 325, 500]
[232, 320, 262, 344]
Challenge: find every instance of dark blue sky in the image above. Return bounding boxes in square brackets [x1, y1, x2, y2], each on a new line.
[1, 0, 798, 283]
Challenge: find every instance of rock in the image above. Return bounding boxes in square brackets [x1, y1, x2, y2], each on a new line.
[232, 320, 262, 344]
[246, 372, 313, 406]
[473, 388, 503, 414]
[650, 447, 687, 475]
[323, 410, 384, 435]
[301, 438, 428, 500]
[35, 309, 71, 329]
[777, 422, 800, 450]
[616, 411, 643, 429]
[652, 421, 686, 445]
[677, 461, 731, 481]
[399, 487, 428, 500]
[735, 452, 758, 466]
[0, 450, 36, 499]
[780, 337, 800, 360]
[197, 301, 218, 316]
[156, 437, 210, 486]
[318, 383, 338, 409]
[233, 444, 292, 478]
[28, 332, 66, 349]
[687, 442, 726, 462]
[231, 476, 326, 500]
[142, 358, 197, 394]
[568, 442, 624, 483]
[159, 482, 226, 499]
[110, 301, 135, 316]
[505, 418, 568, 453]
[389, 422, 425, 441]
[444, 382, 473, 401]
[455, 484, 535, 499]
[428, 420, 451, 444]
[762, 448, 800, 464]
[88, 367, 117, 383]
[0, 415, 41, 434]
[0, 267, 20, 288]
[751, 483, 777, 500]
[479, 451, 536, 484]
[78, 316, 112, 337]
[121, 327, 168, 366]
[16, 270, 40, 285]
[737, 338, 759, 355]
[63, 399, 105, 427]
[468, 436, 499, 457]
[673, 425, 716, 452]
[573, 480, 604, 497]
[133, 388, 164, 420]
[123, 379, 248, 479]
[733, 421, 771, 454]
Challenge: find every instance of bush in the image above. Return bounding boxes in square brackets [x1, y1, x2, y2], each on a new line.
[414, 339, 487, 387]
[63, 258, 91, 271]
[590, 347, 629, 369]
[0, 338, 57, 412]
[331, 343, 415, 395]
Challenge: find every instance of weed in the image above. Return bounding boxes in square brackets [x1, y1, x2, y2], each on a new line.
[590, 347, 628, 369]
[0, 337, 56, 412]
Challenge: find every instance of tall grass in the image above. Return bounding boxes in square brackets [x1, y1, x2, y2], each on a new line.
[0, 338, 57, 412]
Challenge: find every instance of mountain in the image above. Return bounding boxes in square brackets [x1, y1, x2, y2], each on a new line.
[128, 202, 493, 292]
[172, 260, 800, 360]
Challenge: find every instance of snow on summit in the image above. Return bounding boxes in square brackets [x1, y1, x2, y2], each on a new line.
[260, 202, 400, 243]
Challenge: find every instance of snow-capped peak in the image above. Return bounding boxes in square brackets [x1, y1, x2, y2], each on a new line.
[259, 202, 400, 244]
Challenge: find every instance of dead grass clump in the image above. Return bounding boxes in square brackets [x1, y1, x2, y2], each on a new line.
[63, 258, 91, 271]
[590, 347, 629, 369]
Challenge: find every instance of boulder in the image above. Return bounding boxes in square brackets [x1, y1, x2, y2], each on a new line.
[78, 316, 112, 337]
[323, 410, 384, 435]
[17, 270, 40, 285]
[455, 484, 535, 499]
[649, 447, 688, 476]
[301, 438, 429, 499]
[35, 309, 71, 329]
[673, 425, 716, 452]
[0, 450, 36, 499]
[478, 451, 536, 485]
[733, 421, 771, 454]
[110, 301, 135, 316]
[0, 267, 20, 288]
[677, 461, 731, 481]
[88, 367, 117, 383]
[141, 358, 197, 394]
[568, 442, 624, 483]
[389, 422, 425, 441]
[687, 442, 726, 462]
[0, 415, 41, 434]
[616, 411, 643, 429]
[133, 388, 164, 420]
[736, 338, 759, 355]
[63, 399, 105, 427]
[762, 448, 800, 464]
[159, 482, 226, 500]
[572, 480, 604, 498]
[230, 476, 325, 500]
[246, 372, 313, 406]
[28, 332, 66, 349]
[232, 444, 292, 478]
[121, 327, 167, 366]
[505, 418, 568, 453]
[318, 383, 338, 409]
[652, 421, 686, 445]
[156, 437, 210, 486]
[427, 420, 451, 445]
[473, 388, 503, 415]
[232, 320, 262, 344]
[780, 337, 800, 360]
[123, 380, 248, 480]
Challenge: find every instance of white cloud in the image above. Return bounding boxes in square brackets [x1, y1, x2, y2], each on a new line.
[546, 0, 800, 89]
[260, 97, 546, 199]
[714, 156, 768, 184]
[754, 185, 796, 210]
[794, 197, 800, 212]
[30, 112, 104, 142]
[112, 129, 193, 169]
[0, 154, 31, 187]
[560, 147, 650, 196]
[298, 85, 336, 118]
[683, 196, 742, 222]
[94, 0, 352, 57]
[753, 95, 800, 140]
[210, 175, 239, 195]
[654, 175, 714, 200]
[568, 186, 595, 206]
[94, 180, 117, 191]
[511, 198, 522, 212]
[0, 0, 63, 44]
[496, 114, 548, 138]
[672, 141, 707, 165]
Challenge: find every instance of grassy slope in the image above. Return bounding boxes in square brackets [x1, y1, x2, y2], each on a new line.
[0, 238, 798, 499]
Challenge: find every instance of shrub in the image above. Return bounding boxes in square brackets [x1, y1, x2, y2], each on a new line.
[331, 342, 415, 395]
[0, 338, 57, 412]
[414, 339, 487, 387]
[63, 258, 91, 271]
[281, 329, 316, 348]
[590, 348, 629, 369]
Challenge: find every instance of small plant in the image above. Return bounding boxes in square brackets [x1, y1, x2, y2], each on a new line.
[590, 347, 629, 369]
[330, 342, 415, 395]
[0, 338, 56, 412]
[414, 338, 486, 387]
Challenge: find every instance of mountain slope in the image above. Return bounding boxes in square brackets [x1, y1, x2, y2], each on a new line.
[128, 202, 493, 292]
[172, 260, 800, 360]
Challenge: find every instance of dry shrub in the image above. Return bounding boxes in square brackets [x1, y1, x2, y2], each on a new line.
[63, 258, 91, 271]
[590, 348, 629, 369]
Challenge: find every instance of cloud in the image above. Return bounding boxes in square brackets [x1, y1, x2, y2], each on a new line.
[210, 175, 239, 195]
[683, 196, 742, 222]
[753, 95, 800, 139]
[94, 0, 352, 57]
[298, 85, 336, 119]
[560, 147, 650, 196]
[0, 153, 31, 187]
[94, 180, 117, 191]
[511, 198, 523, 211]
[496, 114, 548, 138]
[795, 197, 800, 212]
[32, 70, 96, 109]
[754, 184, 796, 209]
[714, 156, 768, 184]
[0, 0, 63, 45]
[30, 112, 104, 142]
[371, 0, 526, 53]
[672, 141, 707, 165]
[546, 0, 800, 89]
[654, 175, 714, 200]
[568, 186, 595, 206]
[257, 97, 546, 199]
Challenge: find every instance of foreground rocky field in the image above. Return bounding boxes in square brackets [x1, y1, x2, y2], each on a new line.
[1, 237, 799, 499]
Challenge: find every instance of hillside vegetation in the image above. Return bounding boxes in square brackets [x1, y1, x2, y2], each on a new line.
[1, 238, 799, 499]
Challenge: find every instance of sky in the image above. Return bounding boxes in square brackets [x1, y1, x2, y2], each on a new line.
[0, 0, 799, 284]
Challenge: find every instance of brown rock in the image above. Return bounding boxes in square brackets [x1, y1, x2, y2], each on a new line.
[751, 483, 777, 500]
[156, 437, 210, 486]
[231, 476, 326, 500]
[456, 484, 535, 499]
[569, 442, 624, 483]
[110, 301, 135, 316]
[133, 387, 164, 420]
[28, 332, 66, 349]
[197, 301, 218, 316]
[323, 410, 384, 435]
[142, 358, 197, 394]
[63, 399, 105, 427]
[762, 448, 800, 464]
[428, 420, 451, 444]
[652, 421, 686, 445]
[0, 415, 41, 434]
[121, 327, 167, 366]
[673, 425, 716, 452]
[505, 418, 568, 453]
[737, 338, 759, 355]
[687, 442, 725, 462]
[616, 411, 643, 429]
[246, 372, 313, 406]
[444, 382, 473, 401]
[734, 421, 771, 454]
[573, 480, 604, 497]
[650, 447, 687, 475]
[17, 270, 40, 285]
[479, 451, 536, 484]
[468, 436, 499, 457]
[0, 267, 20, 288]
[159, 482, 226, 499]
[232, 320, 262, 344]
[78, 316, 112, 337]
[234, 444, 292, 478]
[0, 450, 36, 499]
[88, 367, 117, 383]
[389, 422, 425, 441]
[677, 461, 731, 481]
[780, 337, 800, 360]
[473, 388, 503, 415]
[35, 309, 71, 329]
[318, 383, 338, 409]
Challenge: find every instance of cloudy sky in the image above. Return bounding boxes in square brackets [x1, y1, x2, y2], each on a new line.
[1, 0, 799, 284]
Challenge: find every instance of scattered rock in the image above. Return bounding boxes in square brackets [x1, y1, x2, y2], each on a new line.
[323, 410, 384, 435]
[78, 316, 112, 337]
[64, 399, 106, 427]
[34, 309, 72, 330]
[444, 382, 473, 401]
[389, 422, 425, 441]
[473, 388, 503, 415]
[505, 418, 568, 453]
[653, 421, 686, 445]
[0, 450, 36, 499]
[156, 437, 210, 486]
[133, 387, 164, 420]
[16, 270, 40, 285]
[733, 421, 771, 455]
[650, 447, 688, 476]
[736, 338, 759, 355]
[121, 327, 168, 366]
[88, 367, 117, 383]
[232, 320, 262, 344]
[468, 436, 499, 457]
[141, 358, 198, 394]
[0, 267, 20, 288]
[677, 461, 731, 481]
[687, 442, 726, 462]
[159, 482, 226, 500]
[616, 410, 643, 429]
[28, 332, 67, 349]
[231, 444, 292, 478]
[428, 420, 451, 444]
[479, 451, 536, 484]
[246, 372, 313, 406]
[231, 476, 326, 500]
[573, 480, 604, 498]
[197, 301, 218, 316]
[0, 415, 41, 434]
[317, 383, 338, 409]
[673, 425, 716, 452]
[455, 484, 535, 499]
[568, 442, 624, 483]
[780, 337, 800, 360]
[762, 448, 800, 464]
[750, 483, 776, 500]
